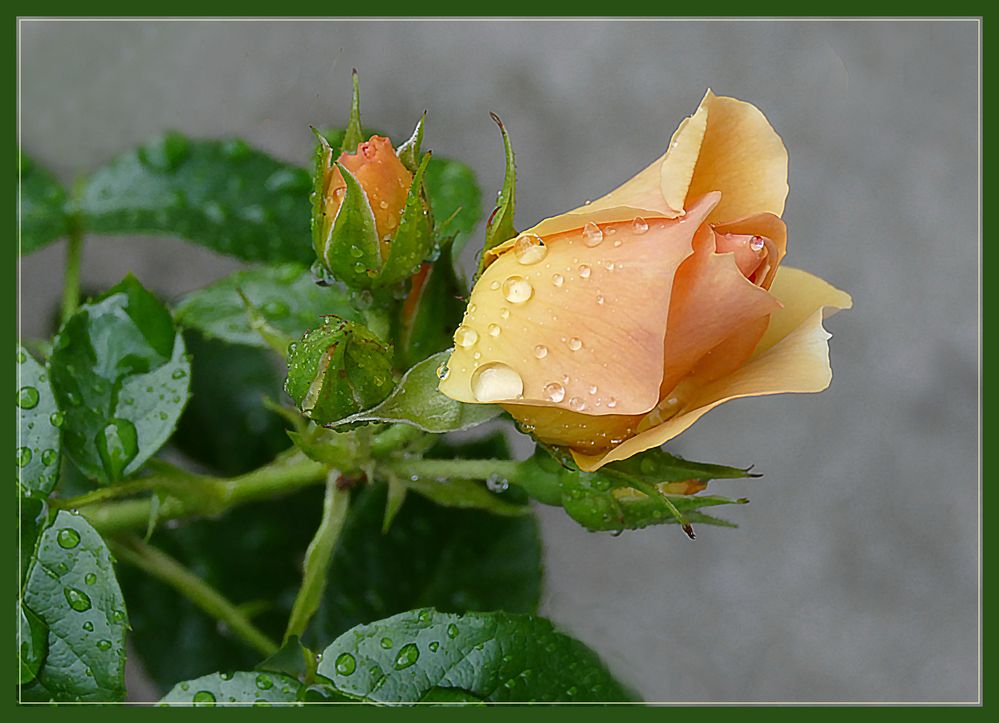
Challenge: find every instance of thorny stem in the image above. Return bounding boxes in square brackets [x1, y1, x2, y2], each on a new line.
[110, 535, 278, 657]
[283, 471, 351, 641]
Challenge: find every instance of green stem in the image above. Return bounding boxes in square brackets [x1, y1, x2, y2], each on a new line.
[110, 535, 278, 657]
[284, 471, 351, 641]
[381, 458, 522, 482]
[83, 453, 326, 535]
[51, 477, 164, 510]
[60, 229, 84, 322]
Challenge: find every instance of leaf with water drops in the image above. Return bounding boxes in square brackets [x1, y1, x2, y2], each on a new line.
[16, 346, 62, 498]
[20, 511, 128, 701]
[18, 601, 48, 685]
[426, 158, 482, 258]
[48, 275, 191, 483]
[284, 317, 395, 425]
[305, 481, 541, 649]
[76, 133, 313, 263]
[518, 446, 755, 534]
[478, 113, 517, 275]
[19, 153, 71, 255]
[331, 351, 501, 432]
[160, 671, 304, 705]
[174, 263, 359, 349]
[316, 609, 635, 703]
[377, 153, 436, 287]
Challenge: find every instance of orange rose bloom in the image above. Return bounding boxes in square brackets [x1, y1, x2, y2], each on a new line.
[323, 135, 413, 258]
[439, 91, 851, 471]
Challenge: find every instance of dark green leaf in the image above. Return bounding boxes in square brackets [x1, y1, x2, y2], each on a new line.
[478, 114, 516, 274]
[396, 242, 466, 369]
[76, 134, 313, 263]
[316, 609, 634, 703]
[333, 351, 500, 432]
[377, 153, 435, 287]
[314, 161, 382, 289]
[256, 636, 315, 682]
[48, 275, 191, 483]
[171, 332, 291, 476]
[305, 483, 541, 649]
[18, 601, 48, 685]
[284, 318, 394, 425]
[396, 114, 426, 173]
[17, 346, 62, 498]
[20, 495, 48, 583]
[21, 511, 128, 702]
[160, 671, 304, 705]
[426, 157, 482, 256]
[174, 263, 358, 349]
[19, 153, 70, 254]
[399, 476, 526, 517]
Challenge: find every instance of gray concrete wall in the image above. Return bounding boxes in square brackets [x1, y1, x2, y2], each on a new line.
[19, 20, 979, 702]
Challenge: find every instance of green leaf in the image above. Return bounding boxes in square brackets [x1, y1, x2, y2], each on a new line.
[315, 609, 634, 703]
[314, 161, 382, 289]
[17, 346, 62, 498]
[19, 153, 71, 254]
[377, 153, 435, 287]
[519, 447, 754, 533]
[48, 275, 191, 483]
[76, 133, 313, 263]
[305, 482, 542, 649]
[341, 70, 365, 155]
[284, 317, 395, 425]
[333, 351, 500, 432]
[398, 475, 526, 517]
[256, 636, 315, 682]
[426, 157, 482, 256]
[396, 242, 466, 369]
[160, 671, 304, 705]
[18, 601, 48, 685]
[174, 263, 358, 349]
[287, 424, 361, 468]
[396, 113, 426, 173]
[171, 332, 291, 476]
[21, 511, 128, 702]
[478, 113, 517, 274]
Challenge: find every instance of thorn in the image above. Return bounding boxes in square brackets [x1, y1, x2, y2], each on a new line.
[682, 523, 696, 540]
[489, 111, 505, 129]
[352, 67, 358, 78]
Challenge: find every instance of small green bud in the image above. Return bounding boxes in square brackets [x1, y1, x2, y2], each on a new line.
[284, 317, 395, 424]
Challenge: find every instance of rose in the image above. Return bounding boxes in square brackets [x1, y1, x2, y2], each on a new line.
[438, 91, 851, 471]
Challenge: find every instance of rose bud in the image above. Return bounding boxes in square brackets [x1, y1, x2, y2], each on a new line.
[439, 91, 851, 471]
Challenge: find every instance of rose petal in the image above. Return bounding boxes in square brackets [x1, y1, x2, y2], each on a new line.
[570, 266, 851, 470]
[439, 194, 721, 415]
[685, 91, 789, 224]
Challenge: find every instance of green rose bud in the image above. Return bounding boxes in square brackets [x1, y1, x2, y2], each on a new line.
[284, 317, 395, 424]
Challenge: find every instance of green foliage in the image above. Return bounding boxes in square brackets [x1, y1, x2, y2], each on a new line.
[76, 133, 313, 263]
[19, 153, 71, 254]
[333, 351, 501, 432]
[426, 158, 482, 256]
[395, 242, 466, 369]
[17, 346, 62, 498]
[284, 317, 395, 424]
[479, 113, 517, 273]
[174, 263, 358, 349]
[21, 511, 128, 701]
[316, 609, 634, 703]
[160, 671, 304, 705]
[48, 275, 191, 483]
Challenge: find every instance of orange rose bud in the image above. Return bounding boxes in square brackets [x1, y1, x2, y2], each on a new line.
[324, 135, 413, 258]
[440, 91, 851, 471]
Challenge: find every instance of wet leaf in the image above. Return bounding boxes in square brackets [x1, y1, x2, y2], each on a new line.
[160, 670, 304, 705]
[316, 609, 634, 703]
[48, 275, 191, 483]
[19, 153, 70, 254]
[16, 346, 62, 498]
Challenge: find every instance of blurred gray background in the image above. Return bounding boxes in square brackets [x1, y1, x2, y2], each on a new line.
[19, 20, 979, 702]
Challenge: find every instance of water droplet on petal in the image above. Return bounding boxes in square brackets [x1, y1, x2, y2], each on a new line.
[471, 362, 523, 402]
[502, 276, 534, 304]
[583, 221, 604, 247]
[578, 264, 591, 279]
[514, 233, 548, 265]
[543, 382, 566, 403]
[596, 294, 605, 305]
[454, 325, 479, 348]
[568, 397, 586, 411]
[632, 216, 649, 234]
[607, 397, 618, 409]
[436, 362, 450, 381]
[750, 235, 766, 251]
[551, 273, 564, 287]
[488, 324, 501, 337]
[568, 337, 583, 351]
[534, 345, 548, 359]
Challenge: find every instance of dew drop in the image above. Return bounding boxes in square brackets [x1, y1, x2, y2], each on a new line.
[85, 573, 97, 585]
[582, 221, 604, 247]
[83, 621, 94, 632]
[607, 397, 618, 409]
[56, 528, 81, 549]
[454, 325, 479, 348]
[429, 641, 440, 652]
[49, 411, 64, 428]
[17, 447, 31, 467]
[97, 640, 112, 651]
[335, 652, 356, 676]
[64, 587, 92, 612]
[632, 216, 649, 234]
[16, 350, 27, 364]
[488, 324, 501, 337]
[596, 294, 606, 305]
[393, 643, 420, 670]
[502, 276, 534, 304]
[750, 235, 766, 252]
[551, 273, 564, 288]
[568, 397, 586, 412]
[380, 637, 394, 649]
[17, 386, 40, 409]
[255, 674, 273, 690]
[471, 362, 523, 402]
[95, 418, 139, 481]
[513, 233, 548, 265]
[578, 264, 591, 279]
[568, 337, 583, 351]
[447, 623, 459, 639]
[534, 345, 548, 359]
[436, 362, 450, 381]
[543, 382, 566, 403]
[193, 690, 216, 706]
